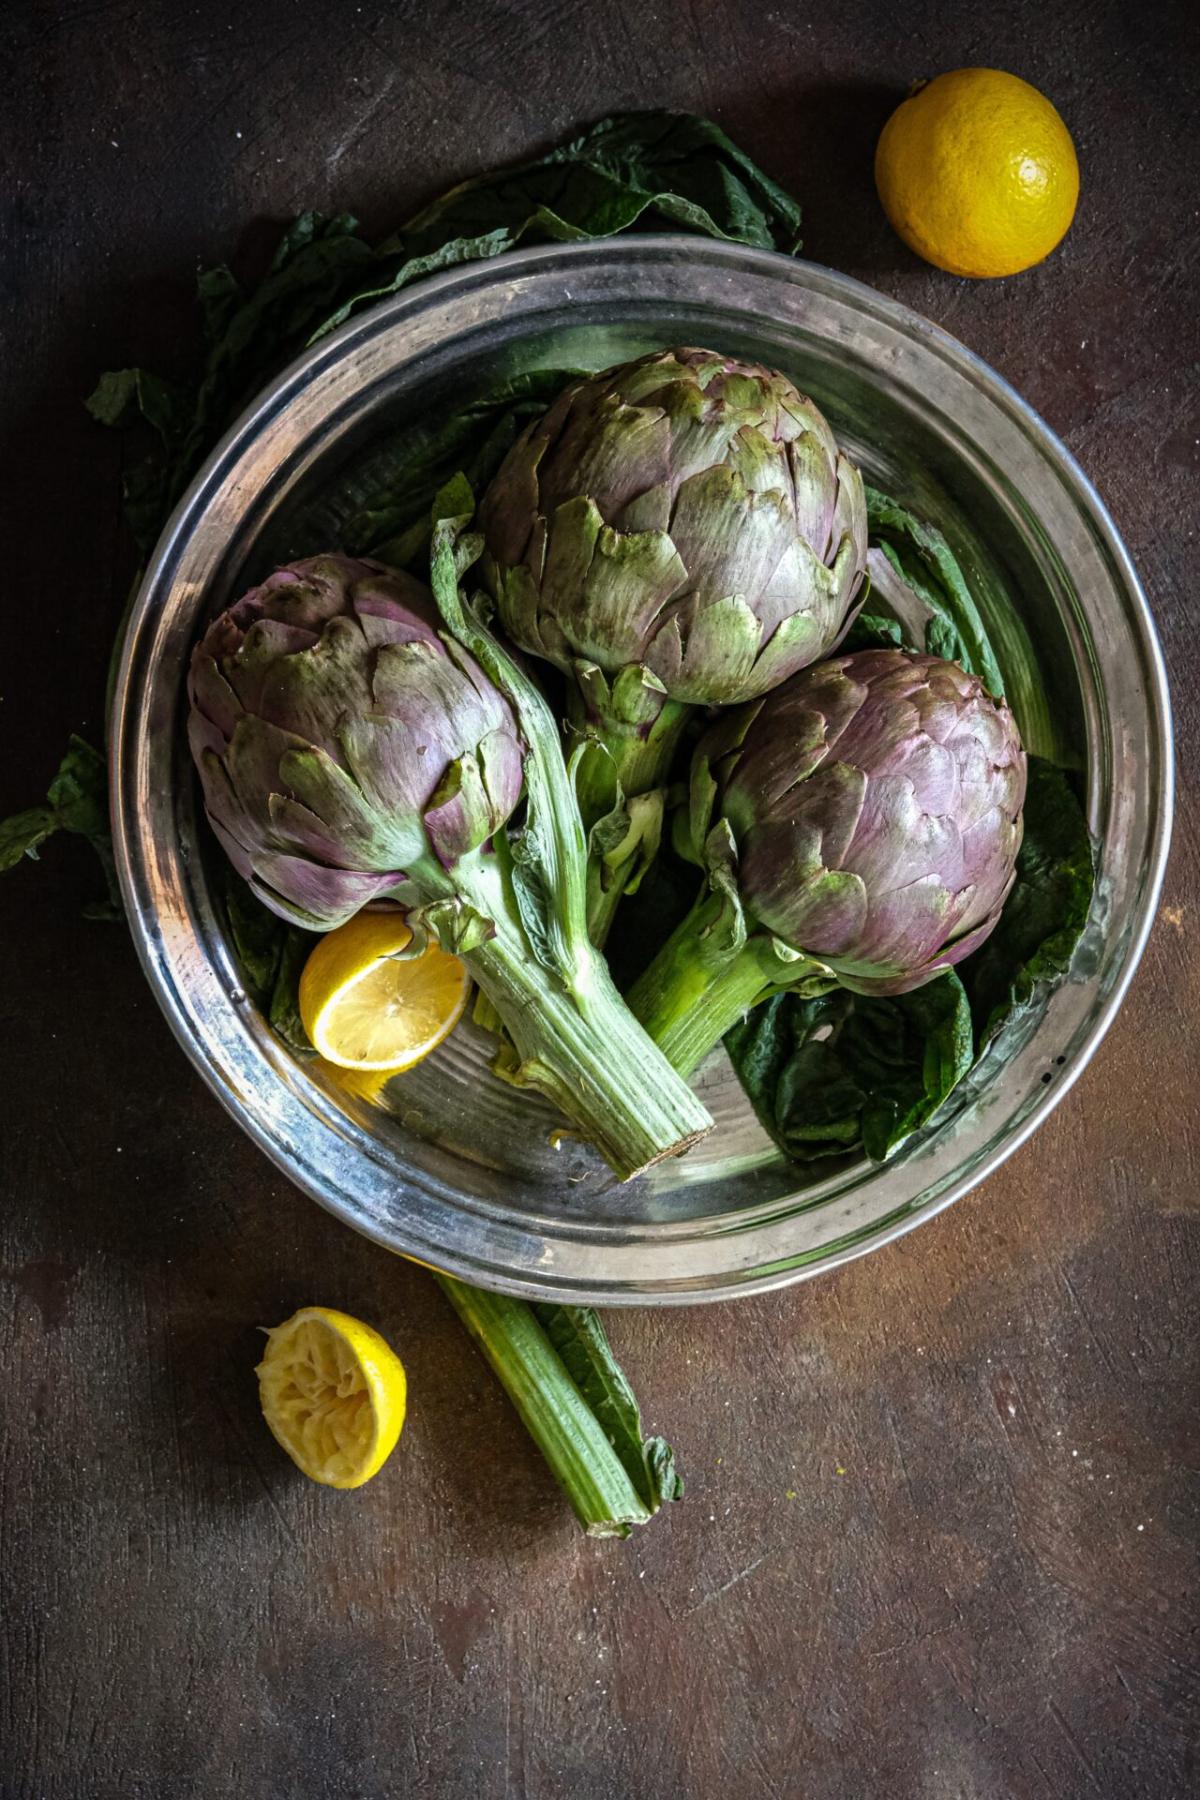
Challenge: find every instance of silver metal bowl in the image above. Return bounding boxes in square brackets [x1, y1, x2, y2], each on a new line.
[110, 237, 1172, 1304]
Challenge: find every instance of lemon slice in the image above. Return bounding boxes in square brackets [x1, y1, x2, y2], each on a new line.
[298, 911, 469, 1071]
[256, 1306, 407, 1488]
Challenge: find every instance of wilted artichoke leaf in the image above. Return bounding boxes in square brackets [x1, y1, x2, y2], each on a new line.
[589, 786, 664, 892]
[431, 502, 593, 982]
[699, 819, 749, 964]
[725, 971, 974, 1163]
[414, 895, 496, 959]
[501, 826, 561, 977]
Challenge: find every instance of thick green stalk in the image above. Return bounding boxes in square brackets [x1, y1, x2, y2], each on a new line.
[565, 676, 690, 946]
[450, 850, 711, 1177]
[628, 890, 817, 1077]
[436, 1275, 654, 1538]
[568, 685, 690, 828]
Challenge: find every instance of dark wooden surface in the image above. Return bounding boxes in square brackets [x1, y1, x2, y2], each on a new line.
[2, 2, 1197, 1795]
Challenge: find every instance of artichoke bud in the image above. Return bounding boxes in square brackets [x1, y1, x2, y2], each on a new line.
[711, 648, 1028, 995]
[187, 554, 525, 930]
[480, 346, 869, 709]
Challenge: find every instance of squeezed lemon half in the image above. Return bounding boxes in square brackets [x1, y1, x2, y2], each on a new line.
[298, 911, 469, 1071]
[256, 1306, 407, 1488]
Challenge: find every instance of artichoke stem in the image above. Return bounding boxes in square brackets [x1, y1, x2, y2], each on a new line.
[446, 852, 713, 1179]
[436, 1275, 653, 1537]
[569, 690, 691, 830]
[464, 927, 712, 1178]
[567, 685, 690, 946]
[628, 892, 793, 1077]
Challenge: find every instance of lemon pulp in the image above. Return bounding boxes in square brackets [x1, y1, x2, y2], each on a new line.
[256, 1305, 407, 1488]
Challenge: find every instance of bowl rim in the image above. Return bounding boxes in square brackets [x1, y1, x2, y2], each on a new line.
[109, 234, 1174, 1303]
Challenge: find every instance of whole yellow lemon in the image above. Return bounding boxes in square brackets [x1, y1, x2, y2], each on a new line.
[875, 68, 1079, 278]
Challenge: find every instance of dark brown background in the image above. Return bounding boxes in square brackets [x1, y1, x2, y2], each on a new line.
[2, 1, 1197, 1795]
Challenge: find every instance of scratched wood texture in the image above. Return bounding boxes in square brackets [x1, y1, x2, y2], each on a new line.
[1, 1, 1197, 1796]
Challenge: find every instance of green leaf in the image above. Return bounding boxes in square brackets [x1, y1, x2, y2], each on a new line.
[46, 736, 120, 909]
[88, 113, 802, 551]
[841, 611, 904, 653]
[865, 487, 1072, 766]
[725, 971, 975, 1163]
[81, 899, 123, 923]
[414, 110, 802, 255]
[1, 737, 120, 914]
[865, 488, 1006, 696]
[313, 112, 802, 342]
[531, 1303, 683, 1511]
[196, 265, 242, 344]
[46, 736, 109, 841]
[85, 366, 191, 438]
[272, 368, 582, 578]
[962, 757, 1096, 1047]
[0, 805, 58, 871]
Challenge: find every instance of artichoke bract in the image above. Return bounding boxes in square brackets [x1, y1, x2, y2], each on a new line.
[629, 649, 1027, 1077]
[479, 346, 869, 939]
[189, 552, 713, 1179]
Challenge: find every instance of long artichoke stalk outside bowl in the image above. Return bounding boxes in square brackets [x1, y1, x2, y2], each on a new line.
[478, 346, 869, 942]
[187, 548, 713, 1179]
[628, 649, 1028, 1076]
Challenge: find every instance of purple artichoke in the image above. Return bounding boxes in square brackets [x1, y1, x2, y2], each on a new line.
[714, 649, 1027, 994]
[188, 554, 524, 929]
[630, 650, 1027, 1077]
[481, 345, 868, 705]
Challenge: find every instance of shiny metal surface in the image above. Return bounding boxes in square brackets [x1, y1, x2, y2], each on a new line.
[109, 237, 1173, 1304]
